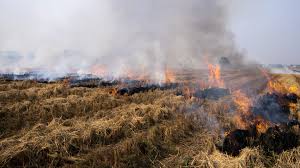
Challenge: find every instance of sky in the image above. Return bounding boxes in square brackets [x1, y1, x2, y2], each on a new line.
[229, 0, 300, 64]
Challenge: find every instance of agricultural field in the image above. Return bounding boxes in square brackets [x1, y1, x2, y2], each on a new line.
[1, 69, 300, 167]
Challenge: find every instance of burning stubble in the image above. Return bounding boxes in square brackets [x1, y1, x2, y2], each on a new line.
[2, 1, 300, 167]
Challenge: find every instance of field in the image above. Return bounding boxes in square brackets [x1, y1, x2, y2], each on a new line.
[0, 69, 300, 167]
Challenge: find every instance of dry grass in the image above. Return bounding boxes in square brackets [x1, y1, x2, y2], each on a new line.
[0, 73, 300, 167]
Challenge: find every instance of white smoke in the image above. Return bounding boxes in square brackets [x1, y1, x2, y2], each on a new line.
[0, 0, 241, 81]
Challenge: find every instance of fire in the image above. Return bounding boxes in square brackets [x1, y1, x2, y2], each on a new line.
[223, 131, 230, 137]
[232, 89, 274, 132]
[122, 67, 135, 79]
[136, 74, 150, 83]
[266, 79, 299, 96]
[208, 64, 224, 88]
[289, 85, 299, 94]
[232, 90, 272, 133]
[256, 123, 268, 133]
[259, 67, 295, 94]
[232, 90, 252, 129]
[233, 115, 248, 129]
[136, 66, 149, 82]
[109, 88, 118, 96]
[233, 90, 252, 116]
[165, 69, 176, 83]
[267, 80, 287, 93]
[289, 103, 298, 114]
[254, 117, 270, 133]
[91, 65, 107, 77]
[259, 67, 282, 93]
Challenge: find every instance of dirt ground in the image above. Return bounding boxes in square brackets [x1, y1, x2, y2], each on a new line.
[0, 73, 300, 167]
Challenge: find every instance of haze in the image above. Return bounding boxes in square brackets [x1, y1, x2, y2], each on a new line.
[0, 0, 299, 77]
[229, 0, 300, 64]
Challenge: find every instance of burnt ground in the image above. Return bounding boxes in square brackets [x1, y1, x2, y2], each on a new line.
[0, 71, 300, 168]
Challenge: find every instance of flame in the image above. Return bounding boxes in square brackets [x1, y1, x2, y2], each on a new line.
[259, 67, 282, 93]
[122, 67, 135, 79]
[109, 88, 118, 96]
[254, 117, 270, 133]
[165, 69, 176, 83]
[136, 66, 148, 82]
[208, 64, 224, 88]
[232, 90, 252, 129]
[232, 90, 273, 132]
[224, 131, 230, 136]
[91, 65, 107, 77]
[267, 80, 287, 93]
[255, 121, 269, 133]
[289, 102, 298, 114]
[233, 90, 252, 116]
[136, 74, 149, 82]
[259, 67, 293, 94]
[289, 85, 299, 94]
[232, 115, 248, 129]
[265, 78, 299, 126]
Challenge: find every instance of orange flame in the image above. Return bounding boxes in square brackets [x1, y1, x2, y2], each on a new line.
[232, 90, 252, 129]
[208, 64, 224, 88]
[232, 90, 272, 132]
[259, 67, 291, 94]
[165, 69, 176, 83]
[121, 67, 135, 79]
[254, 118, 270, 133]
[267, 80, 287, 93]
[289, 85, 299, 94]
[233, 90, 252, 115]
[91, 65, 107, 77]
[109, 88, 118, 96]
[232, 115, 248, 130]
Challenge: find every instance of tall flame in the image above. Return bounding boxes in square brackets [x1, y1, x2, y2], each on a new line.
[208, 64, 224, 88]
[232, 90, 252, 129]
[165, 69, 176, 83]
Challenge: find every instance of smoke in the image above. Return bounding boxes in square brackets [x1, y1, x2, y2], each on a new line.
[0, 0, 241, 81]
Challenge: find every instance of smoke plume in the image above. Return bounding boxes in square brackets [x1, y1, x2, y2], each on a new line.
[0, 0, 241, 81]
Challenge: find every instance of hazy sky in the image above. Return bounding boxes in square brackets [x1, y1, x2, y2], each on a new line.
[229, 0, 300, 64]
